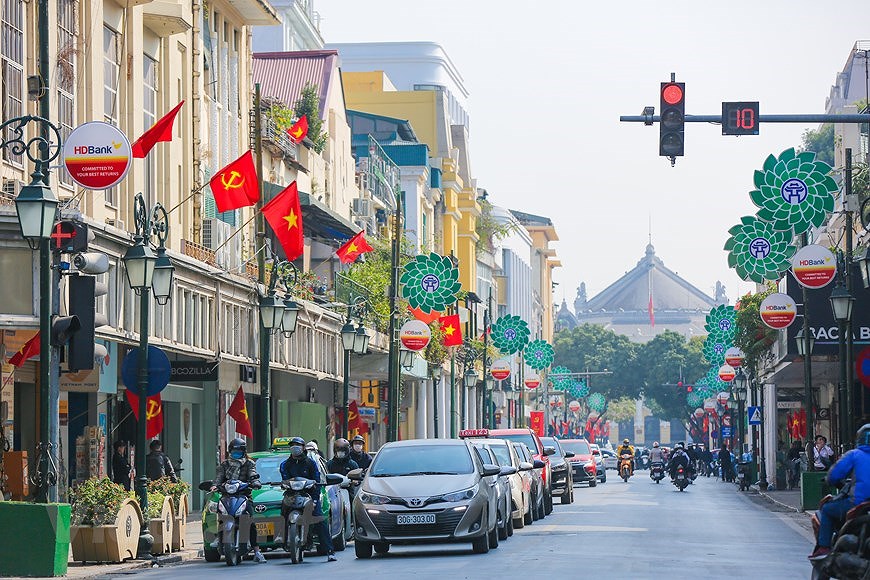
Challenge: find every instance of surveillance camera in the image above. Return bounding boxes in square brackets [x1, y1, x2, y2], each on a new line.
[73, 252, 109, 275]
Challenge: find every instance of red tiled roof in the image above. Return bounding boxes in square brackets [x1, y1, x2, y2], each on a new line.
[252, 50, 339, 119]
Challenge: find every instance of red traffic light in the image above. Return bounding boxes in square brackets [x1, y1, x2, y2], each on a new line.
[687, 386, 693, 393]
[662, 83, 684, 105]
[677, 381, 683, 387]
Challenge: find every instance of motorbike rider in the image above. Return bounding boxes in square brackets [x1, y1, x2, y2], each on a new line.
[700, 444, 715, 476]
[810, 424, 870, 560]
[786, 440, 803, 489]
[649, 442, 664, 476]
[617, 438, 635, 475]
[279, 436, 336, 562]
[211, 438, 266, 563]
[668, 442, 693, 480]
[349, 435, 372, 470]
[326, 438, 360, 476]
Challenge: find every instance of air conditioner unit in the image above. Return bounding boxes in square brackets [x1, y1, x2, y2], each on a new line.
[105, 217, 125, 231]
[1, 179, 23, 199]
[203, 218, 233, 268]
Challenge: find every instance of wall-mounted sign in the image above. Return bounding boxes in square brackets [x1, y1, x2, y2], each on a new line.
[171, 360, 219, 382]
[63, 121, 132, 190]
[399, 319, 431, 352]
[760, 293, 797, 329]
[791, 244, 837, 289]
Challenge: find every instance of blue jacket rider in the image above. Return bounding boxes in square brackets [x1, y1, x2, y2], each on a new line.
[279, 436, 336, 562]
[810, 424, 870, 560]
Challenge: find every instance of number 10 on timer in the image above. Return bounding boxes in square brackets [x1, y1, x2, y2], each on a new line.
[722, 101, 759, 136]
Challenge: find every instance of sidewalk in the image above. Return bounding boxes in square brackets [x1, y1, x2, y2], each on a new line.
[62, 511, 203, 579]
[756, 487, 804, 513]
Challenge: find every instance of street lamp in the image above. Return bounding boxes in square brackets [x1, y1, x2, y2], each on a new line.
[856, 246, 870, 289]
[733, 369, 748, 454]
[15, 181, 58, 246]
[484, 377, 495, 429]
[430, 364, 443, 437]
[340, 320, 356, 439]
[353, 324, 369, 354]
[464, 368, 478, 389]
[259, 294, 284, 331]
[280, 298, 300, 338]
[831, 280, 854, 447]
[400, 348, 416, 370]
[152, 247, 174, 306]
[122, 194, 173, 558]
[830, 282, 855, 322]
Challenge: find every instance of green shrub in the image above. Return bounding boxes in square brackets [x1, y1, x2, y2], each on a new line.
[69, 478, 135, 526]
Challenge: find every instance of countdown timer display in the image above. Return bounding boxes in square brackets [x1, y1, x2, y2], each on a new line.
[722, 101, 759, 135]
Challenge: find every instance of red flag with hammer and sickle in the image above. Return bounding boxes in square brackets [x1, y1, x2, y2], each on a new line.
[209, 150, 260, 213]
[227, 386, 253, 438]
[125, 390, 164, 439]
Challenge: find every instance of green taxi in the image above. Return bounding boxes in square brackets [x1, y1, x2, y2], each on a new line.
[201, 438, 353, 562]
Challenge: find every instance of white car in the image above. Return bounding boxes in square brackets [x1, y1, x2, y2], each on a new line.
[599, 447, 618, 470]
[466, 436, 534, 530]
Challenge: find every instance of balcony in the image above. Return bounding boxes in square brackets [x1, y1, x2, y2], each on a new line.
[142, 0, 192, 36]
[260, 115, 302, 170]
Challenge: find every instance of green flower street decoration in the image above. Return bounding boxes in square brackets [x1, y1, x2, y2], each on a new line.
[550, 366, 573, 392]
[750, 148, 837, 234]
[703, 367, 728, 393]
[725, 216, 796, 283]
[687, 392, 704, 409]
[587, 393, 607, 414]
[399, 252, 462, 313]
[703, 336, 729, 367]
[523, 339, 554, 371]
[491, 315, 531, 355]
[574, 379, 590, 398]
[704, 305, 737, 341]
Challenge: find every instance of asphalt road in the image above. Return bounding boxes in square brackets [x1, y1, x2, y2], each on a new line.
[129, 474, 814, 580]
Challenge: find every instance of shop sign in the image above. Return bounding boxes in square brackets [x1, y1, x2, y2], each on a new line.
[791, 244, 836, 289]
[399, 320, 431, 351]
[759, 293, 797, 329]
[170, 360, 219, 382]
[63, 122, 132, 190]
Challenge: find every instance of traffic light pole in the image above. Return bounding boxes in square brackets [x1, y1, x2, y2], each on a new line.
[620, 113, 870, 124]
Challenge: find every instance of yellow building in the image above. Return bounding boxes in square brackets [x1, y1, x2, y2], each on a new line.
[510, 211, 561, 342]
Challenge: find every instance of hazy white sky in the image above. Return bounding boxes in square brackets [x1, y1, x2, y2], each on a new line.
[317, 1, 870, 305]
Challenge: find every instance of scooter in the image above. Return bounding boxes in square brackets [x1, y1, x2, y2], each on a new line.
[810, 482, 870, 580]
[619, 454, 633, 482]
[280, 477, 322, 564]
[672, 466, 689, 491]
[787, 458, 801, 490]
[737, 461, 752, 491]
[215, 480, 257, 566]
[650, 461, 665, 484]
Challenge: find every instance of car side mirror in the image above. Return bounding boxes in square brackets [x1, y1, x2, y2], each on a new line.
[519, 461, 534, 471]
[533, 459, 545, 469]
[347, 468, 365, 481]
[325, 473, 344, 486]
[564, 451, 575, 458]
[499, 466, 517, 477]
[198, 480, 214, 492]
[481, 463, 501, 477]
[592, 450, 600, 456]
[543, 446, 556, 456]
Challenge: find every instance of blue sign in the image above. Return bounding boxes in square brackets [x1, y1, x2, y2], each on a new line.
[121, 346, 171, 396]
[721, 426, 733, 438]
[747, 406, 762, 425]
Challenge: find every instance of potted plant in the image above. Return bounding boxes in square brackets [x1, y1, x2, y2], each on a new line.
[69, 478, 142, 563]
[145, 489, 174, 555]
[147, 477, 190, 551]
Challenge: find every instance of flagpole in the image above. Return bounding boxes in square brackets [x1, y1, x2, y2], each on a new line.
[165, 182, 208, 216]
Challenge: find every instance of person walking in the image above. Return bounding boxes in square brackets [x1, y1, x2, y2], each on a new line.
[719, 443, 734, 483]
[145, 439, 178, 482]
[111, 440, 133, 490]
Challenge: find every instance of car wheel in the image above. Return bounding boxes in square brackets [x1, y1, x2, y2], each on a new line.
[561, 490, 572, 504]
[544, 492, 553, 515]
[589, 477, 597, 488]
[374, 542, 390, 554]
[523, 499, 533, 525]
[333, 516, 347, 552]
[601, 473, 607, 484]
[355, 540, 373, 559]
[204, 548, 221, 562]
[498, 512, 508, 541]
[506, 511, 514, 537]
[472, 532, 490, 554]
[488, 520, 499, 549]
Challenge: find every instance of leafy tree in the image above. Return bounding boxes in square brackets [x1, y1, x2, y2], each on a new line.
[799, 123, 835, 167]
[553, 324, 641, 400]
[734, 285, 778, 374]
[476, 197, 515, 254]
[293, 83, 328, 154]
[639, 332, 706, 421]
[342, 236, 410, 333]
[604, 397, 637, 423]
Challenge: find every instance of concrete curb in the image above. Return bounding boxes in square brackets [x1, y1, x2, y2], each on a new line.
[757, 489, 804, 514]
[65, 549, 200, 578]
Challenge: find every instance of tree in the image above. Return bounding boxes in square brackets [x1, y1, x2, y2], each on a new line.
[638, 332, 706, 421]
[799, 123, 835, 167]
[293, 83, 328, 154]
[553, 324, 641, 400]
[734, 285, 778, 375]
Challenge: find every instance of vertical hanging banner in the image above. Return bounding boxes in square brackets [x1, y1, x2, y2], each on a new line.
[529, 411, 544, 437]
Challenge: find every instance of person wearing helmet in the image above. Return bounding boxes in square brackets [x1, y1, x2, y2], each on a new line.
[349, 434, 372, 470]
[616, 438, 635, 475]
[212, 438, 265, 563]
[279, 436, 336, 562]
[307, 439, 325, 458]
[668, 442, 692, 480]
[649, 441, 664, 465]
[327, 438, 359, 477]
[810, 426, 870, 560]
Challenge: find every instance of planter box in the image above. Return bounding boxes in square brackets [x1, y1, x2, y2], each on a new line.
[0, 502, 70, 577]
[70, 498, 142, 563]
[172, 494, 189, 551]
[149, 496, 174, 555]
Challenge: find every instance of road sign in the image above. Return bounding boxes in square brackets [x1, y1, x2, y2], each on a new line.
[857, 347, 870, 388]
[121, 346, 171, 396]
[748, 406, 762, 425]
[721, 426, 733, 438]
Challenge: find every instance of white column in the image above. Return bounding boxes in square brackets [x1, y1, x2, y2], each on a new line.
[763, 382, 778, 488]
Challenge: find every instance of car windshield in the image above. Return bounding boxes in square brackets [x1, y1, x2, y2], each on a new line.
[560, 440, 591, 455]
[369, 445, 474, 476]
[486, 444, 512, 467]
[255, 455, 289, 484]
[498, 434, 538, 453]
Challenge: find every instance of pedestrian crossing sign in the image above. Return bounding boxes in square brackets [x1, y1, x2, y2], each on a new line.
[748, 406, 762, 425]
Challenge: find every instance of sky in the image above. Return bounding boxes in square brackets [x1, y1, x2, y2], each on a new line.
[316, 1, 870, 306]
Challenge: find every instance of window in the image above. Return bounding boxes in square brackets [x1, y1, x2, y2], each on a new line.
[57, 0, 76, 188]
[103, 26, 120, 205]
[143, 55, 157, 207]
[1, 0, 24, 165]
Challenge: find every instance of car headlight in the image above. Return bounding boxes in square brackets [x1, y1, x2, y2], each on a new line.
[358, 491, 391, 505]
[442, 484, 479, 503]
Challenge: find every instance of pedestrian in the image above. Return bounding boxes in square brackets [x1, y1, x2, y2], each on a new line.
[111, 440, 133, 490]
[786, 440, 803, 489]
[813, 435, 835, 471]
[145, 439, 178, 482]
[719, 443, 733, 483]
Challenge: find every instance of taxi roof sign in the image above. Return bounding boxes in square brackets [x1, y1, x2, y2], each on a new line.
[458, 429, 489, 438]
[271, 437, 294, 448]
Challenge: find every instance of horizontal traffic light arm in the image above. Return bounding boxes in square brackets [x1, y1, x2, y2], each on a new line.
[621, 113, 870, 123]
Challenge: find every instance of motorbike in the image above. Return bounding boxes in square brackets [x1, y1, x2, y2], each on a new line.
[787, 458, 801, 490]
[650, 461, 665, 484]
[215, 480, 256, 566]
[672, 465, 689, 491]
[619, 453, 633, 482]
[810, 482, 870, 580]
[638, 455, 650, 470]
[280, 477, 322, 564]
[737, 461, 752, 491]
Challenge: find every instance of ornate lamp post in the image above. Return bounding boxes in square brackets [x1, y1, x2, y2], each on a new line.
[733, 368, 748, 454]
[340, 297, 369, 439]
[795, 326, 816, 446]
[830, 280, 854, 447]
[430, 364, 443, 437]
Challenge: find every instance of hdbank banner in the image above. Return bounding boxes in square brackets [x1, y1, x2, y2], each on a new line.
[63, 122, 131, 190]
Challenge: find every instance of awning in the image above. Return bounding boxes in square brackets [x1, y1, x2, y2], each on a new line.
[348, 352, 428, 382]
[298, 191, 358, 241]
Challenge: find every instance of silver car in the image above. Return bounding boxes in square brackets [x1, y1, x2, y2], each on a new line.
[468, 438, 533, 530]
[349, 438, 502, 557]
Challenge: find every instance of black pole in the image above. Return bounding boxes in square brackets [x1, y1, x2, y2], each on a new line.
[845, 149, 856, 438]
[342, 341, 351, 439]
[450, 353, 456, 438]
[386, 189, 402, 441]
[254, 84, 271, 449]
[433, 375, 439, 437]
[136, 287, 154, 557]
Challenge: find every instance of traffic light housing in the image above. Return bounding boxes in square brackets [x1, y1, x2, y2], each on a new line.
[67, 272, 108, 371]
[659, 82, 685, 157]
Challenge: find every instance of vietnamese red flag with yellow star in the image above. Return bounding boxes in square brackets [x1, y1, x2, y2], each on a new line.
[336, 230, 374, 264]
[131, 100, 184, 158]
[287, 115, 309, 144]
[125, 390, 164, 439]
[438, 314, 462, 347]
[227, 386, 253, 438]
[209, 150, 260, 213]
[8, 331, 40, 367]
[261, 181, 304, 261]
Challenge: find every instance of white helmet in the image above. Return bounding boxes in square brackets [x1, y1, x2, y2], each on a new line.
[653, 441, 659, 448]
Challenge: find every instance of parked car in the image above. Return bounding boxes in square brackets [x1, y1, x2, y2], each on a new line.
[201, 438, 353, 562]
[559, 439, 599, 487]
[599, 447, 618, 470]
[460, 433, 533, 530]
[589, 444, 607, 483]
[511, 442, 546, 522]
[349, 438, 502, 557]
[541, 437, 574, 504]
[471, 443, 515, 541]
[490, 428, 555, 514]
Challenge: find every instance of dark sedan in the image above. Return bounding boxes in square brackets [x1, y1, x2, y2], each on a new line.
[540, 437, 574, 504]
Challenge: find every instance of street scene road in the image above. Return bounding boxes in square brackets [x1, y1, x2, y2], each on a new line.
[133, 478, 811, 579]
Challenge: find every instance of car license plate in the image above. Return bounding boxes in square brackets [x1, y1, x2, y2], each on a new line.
[255, 522, 275, 537]
[397, 513, 435, 525]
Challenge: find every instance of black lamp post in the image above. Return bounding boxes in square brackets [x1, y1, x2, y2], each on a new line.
[340, 313, 368, 439]
[430, 364, 443, 437]
[831, 280, 854, 445]
[122, 194, 173, 558]
[463, 367, 477, 428]
[795, 326, 816, 446]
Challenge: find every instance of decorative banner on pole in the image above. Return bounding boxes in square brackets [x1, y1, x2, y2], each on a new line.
[568, 400, 581, 413]
[704, 398, 716, 412]
[749, 148, 837, 234]
[694, 408, 706, 418]
[550, 366, 573, 391]
[524, 372, 541, 390]
[399, 253, 461, 313]
[703, 337, 730, 368]
[529, 411, 545, 437]
[63, 121, 132, 190]
[587, 392, 607, 414]
[491, 315, 531, 355]
[718, 364, 736, 383]
[725, 216, 796, 283]
[523, 340, 554, 371]
[759, 292, 797, 329]
[724, 347, 745, 368]
[705, 305, 737, 342]
[687, 392, 704, 408]
[791, 244, 837, 289]
[399, 319, 431, 351]
[718, 391, 731, 405]
[490, 359, 511, 381]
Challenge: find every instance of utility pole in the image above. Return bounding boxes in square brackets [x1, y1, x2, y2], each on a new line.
[254, 83, 271, 448]
[845, 148, 856, 440]
[386, 188, 402, 441]
[482, 288, 492, 428]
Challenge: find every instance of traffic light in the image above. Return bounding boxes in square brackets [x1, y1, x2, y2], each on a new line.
[67, 268, 109, 371]
[659, 82, 685, 157]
